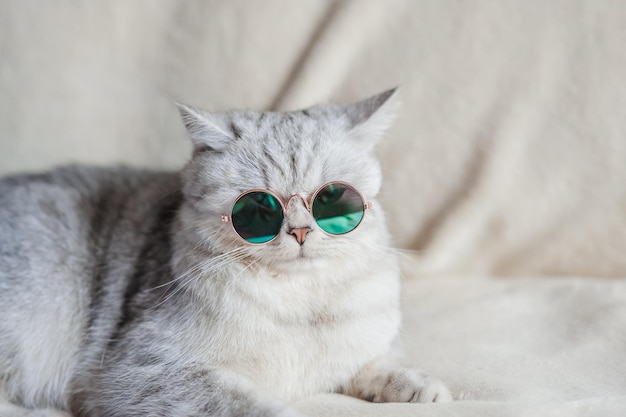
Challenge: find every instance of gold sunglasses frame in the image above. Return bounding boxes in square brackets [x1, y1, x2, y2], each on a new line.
[221, 181, 372, 244]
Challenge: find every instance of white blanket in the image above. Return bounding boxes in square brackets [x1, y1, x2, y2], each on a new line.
[296, 270, 626, 416]
[1, 1, 625, 416]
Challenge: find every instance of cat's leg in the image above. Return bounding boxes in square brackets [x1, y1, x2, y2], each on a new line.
[340, 357, 452, 403]
[72, 365, 302, 417]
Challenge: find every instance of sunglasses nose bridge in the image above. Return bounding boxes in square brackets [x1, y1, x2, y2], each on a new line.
[284, 193, 314, 232]
[285, 194, 311, 212]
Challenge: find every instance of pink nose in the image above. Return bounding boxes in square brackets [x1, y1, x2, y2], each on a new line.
[288, 227, 312, 245]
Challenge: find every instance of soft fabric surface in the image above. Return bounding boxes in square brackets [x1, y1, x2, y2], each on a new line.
[1, 1, 625, 416]
[296, 269, 626, 416]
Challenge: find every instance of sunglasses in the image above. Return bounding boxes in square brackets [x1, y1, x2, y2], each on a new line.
[221, 181, 372, 244]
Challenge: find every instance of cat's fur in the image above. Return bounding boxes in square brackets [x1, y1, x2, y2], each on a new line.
[0, 90, 451, 417]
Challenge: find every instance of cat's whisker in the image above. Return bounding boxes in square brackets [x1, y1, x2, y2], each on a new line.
[154, 266, 209, 301]
[150, 255, 220, 292]
[151, 247, 252, 308]
[148, 262, 205, 291]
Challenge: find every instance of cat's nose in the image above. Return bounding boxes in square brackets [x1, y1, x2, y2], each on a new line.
[288, 227, 312, 245]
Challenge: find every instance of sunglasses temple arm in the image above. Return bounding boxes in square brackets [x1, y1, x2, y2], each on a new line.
[221, 215, 231, 223]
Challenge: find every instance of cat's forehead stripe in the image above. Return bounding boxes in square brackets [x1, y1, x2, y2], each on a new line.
[262, 147, 286, 178]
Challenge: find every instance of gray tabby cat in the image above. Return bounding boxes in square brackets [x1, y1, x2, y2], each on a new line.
[0, 89, 451, 417]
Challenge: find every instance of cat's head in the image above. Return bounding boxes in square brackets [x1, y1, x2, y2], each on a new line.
[177, 89, 397, 271]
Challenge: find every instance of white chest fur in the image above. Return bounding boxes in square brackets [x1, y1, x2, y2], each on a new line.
[181, 260, 401, 401]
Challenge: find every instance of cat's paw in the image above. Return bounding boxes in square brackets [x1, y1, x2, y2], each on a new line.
[375, 368, 452, 403]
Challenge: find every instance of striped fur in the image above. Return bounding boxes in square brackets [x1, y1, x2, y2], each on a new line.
[0, 90, 450, 417]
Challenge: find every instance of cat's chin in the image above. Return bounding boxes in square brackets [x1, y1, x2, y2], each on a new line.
[266, 254, 329, 273]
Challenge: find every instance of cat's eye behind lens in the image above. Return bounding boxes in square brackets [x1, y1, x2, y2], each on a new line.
[312, 182, 365, 235]
[231, 191, 283, 243]
[226, 182, 368, 244]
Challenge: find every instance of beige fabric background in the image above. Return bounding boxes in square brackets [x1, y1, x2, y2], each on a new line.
[2, 1, 626, 416]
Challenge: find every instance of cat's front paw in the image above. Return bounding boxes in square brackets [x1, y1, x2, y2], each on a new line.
[375, 368, 452, 403]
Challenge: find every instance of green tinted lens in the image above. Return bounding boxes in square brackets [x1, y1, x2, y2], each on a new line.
[231, 191, 283, 243]
[312, 183, 365, 235]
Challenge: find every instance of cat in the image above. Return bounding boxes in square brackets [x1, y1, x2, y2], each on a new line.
[0, 89, 451, 417]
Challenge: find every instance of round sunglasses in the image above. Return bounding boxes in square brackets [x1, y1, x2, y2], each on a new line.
[221, 181, 372, 244]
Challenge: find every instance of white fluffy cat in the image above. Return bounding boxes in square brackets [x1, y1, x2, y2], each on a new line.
[0, 89, 450, 417]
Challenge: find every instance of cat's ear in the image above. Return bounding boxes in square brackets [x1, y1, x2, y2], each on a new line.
[344, 88, 399, 148]
[177, 103, 235, 153]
